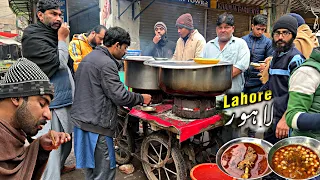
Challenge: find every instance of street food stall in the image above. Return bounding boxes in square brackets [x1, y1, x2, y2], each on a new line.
[0, 32, 21, 79]
[115, 56, 320, 180]
[115, 56, 233, 179]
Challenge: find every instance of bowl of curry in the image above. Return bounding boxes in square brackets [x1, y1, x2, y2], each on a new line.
[268, 136, 320, 179]
[216, 137, 273, 179]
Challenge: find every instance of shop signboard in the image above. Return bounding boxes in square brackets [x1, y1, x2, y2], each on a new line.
[58, 0, 68, 22]
[216, 2, 260, 15]
[168, 0, 210, 8]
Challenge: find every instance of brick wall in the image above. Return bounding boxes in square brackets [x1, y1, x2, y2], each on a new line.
[0, 0, 17, 33]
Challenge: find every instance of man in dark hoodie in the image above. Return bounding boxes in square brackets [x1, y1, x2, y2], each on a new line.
[143, 22, 176, 59]
[21, 0, 74, 179]
[71, 27, 151, 180]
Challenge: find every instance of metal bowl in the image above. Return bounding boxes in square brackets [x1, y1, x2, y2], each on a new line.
[140, 106, 156, 112]
[267, 136, 320, 180]
[216, 137, 273, 180]
[144, 60, 232, 97]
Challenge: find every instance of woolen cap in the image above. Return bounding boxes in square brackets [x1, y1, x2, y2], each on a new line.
[0, 58, 54, 99]
[289, 13, 305, 27]
[154, 22, 167, 32]
[176, 13, 194, 30]
[272, 15, 298, 38]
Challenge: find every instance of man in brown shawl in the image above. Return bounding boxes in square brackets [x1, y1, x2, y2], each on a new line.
[0, 58, 71, 180]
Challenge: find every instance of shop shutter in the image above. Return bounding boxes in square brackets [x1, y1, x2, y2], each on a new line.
[233, 13, 250, 37]
[69, 5, 100, 38]
[139, 0, 206, 52]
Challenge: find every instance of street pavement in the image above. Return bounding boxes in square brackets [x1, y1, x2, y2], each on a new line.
[61, 138, 147, 180]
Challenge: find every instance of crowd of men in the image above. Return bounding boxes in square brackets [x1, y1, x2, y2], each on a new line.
[0, 0, 320, 179]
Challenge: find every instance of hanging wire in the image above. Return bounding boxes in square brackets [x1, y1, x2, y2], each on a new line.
[311, 7, 319, 31]
[295, 0, 320, 31]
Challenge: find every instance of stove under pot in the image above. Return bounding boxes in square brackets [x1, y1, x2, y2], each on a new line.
[172, 96, 216, 119]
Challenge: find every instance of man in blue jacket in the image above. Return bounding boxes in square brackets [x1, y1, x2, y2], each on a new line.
[243, 14, 273, 93]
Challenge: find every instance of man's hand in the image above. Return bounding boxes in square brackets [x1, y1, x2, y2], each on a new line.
[153, 34, 161, 44]
[276, 116, 289, 139]
[142, 94, 152, 105]
[58, 22, 70, 42]
[254, 63, 266, 72]
[40, 130, 71, 151]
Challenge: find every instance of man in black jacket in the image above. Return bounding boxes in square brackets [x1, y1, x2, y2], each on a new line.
[21, 0, 74, 179]
[71, 27, 151, 180]
[143, 22, 176, 59]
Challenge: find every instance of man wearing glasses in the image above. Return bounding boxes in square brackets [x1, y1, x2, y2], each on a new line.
[262, 15, 305, 145]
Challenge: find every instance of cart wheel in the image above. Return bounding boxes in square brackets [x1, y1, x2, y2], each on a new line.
[141, 133, 187, 180]
[115, 116, 134, 165]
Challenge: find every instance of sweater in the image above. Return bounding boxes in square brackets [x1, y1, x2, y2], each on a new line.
[286, 47, 320, 140]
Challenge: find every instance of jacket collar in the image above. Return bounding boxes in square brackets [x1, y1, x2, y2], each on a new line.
[310, 47, 320, 62]
[180, 29, 199, 42]
[210, 35, 236, 45]
[72, 33, 89, 44]
[96, 46, 122, 69]
[249, 32, 263, 40]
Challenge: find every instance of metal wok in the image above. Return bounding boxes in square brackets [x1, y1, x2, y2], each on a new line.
[124, 56, 160, 90]
[267, 136, 320, 180]
[144, 60, 232, 97]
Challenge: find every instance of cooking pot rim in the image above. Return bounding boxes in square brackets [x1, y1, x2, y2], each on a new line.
[144, 60, 233, 69]
[124, 56, 155, 61]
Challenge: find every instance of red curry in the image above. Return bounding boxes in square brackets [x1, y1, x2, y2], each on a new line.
[221, 143, 268, 178]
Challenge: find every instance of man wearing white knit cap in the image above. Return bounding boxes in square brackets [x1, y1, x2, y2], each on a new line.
[143, 22, 176, 59]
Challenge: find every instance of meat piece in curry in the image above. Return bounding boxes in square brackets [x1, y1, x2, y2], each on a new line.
[238, 146, 258, 178]
[221, 143, 268, 179]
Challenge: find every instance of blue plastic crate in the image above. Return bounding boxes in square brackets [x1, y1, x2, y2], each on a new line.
[126, 50, 141, 56]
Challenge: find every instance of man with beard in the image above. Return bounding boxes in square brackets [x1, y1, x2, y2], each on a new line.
[21, 0, 74, 179]
[69, 25, 107, 71]
[71, 27, 151, 180]
[143, 22, 176, 58]
[202, 12, 250, 94]
[261, 15, 305, 146]
[0, 58, 71, 180]
[172, 13, 206, 60]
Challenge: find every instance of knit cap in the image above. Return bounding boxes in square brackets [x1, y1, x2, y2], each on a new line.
[288, 13, 305, 27]
[0, 58, 54, 99]
[154, 22, 167, 32]
[272, 14, 298, 38]
[176, 13, 194, 30]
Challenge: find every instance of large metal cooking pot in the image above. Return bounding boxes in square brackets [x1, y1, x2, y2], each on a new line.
[144, 60, 232, 96]
[124, 56, 160, 90]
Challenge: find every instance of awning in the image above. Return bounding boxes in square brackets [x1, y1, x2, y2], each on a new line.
[0, 32, 18, 38]
[0, 38, 21, 45]
[8, 0, 32, 23]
